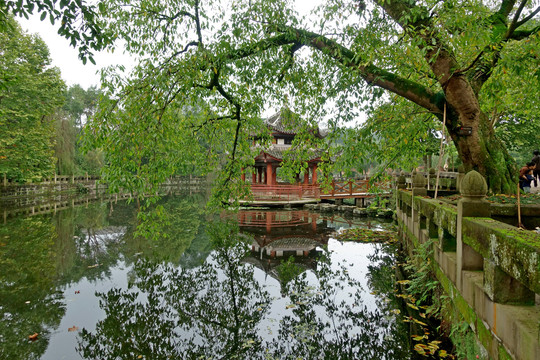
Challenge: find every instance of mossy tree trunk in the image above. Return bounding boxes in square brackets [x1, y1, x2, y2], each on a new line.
[447, 112, 517, 194]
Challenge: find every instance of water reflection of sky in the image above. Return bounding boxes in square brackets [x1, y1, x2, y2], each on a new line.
[2, 197, 409, 360]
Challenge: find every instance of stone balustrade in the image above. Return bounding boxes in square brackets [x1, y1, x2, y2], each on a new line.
[394, 169, 461, 191]
[396, 170, 540, 360]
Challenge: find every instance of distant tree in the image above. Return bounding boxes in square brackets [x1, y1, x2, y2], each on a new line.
[54, 109, 77, 175]
[0, 18, 65, 182]
[64, 84, 100, 127]
[53, 84, 103, 175]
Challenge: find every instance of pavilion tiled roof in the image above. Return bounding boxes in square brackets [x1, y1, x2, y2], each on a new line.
[264, 108, 327, 138]
[254, 145, 323, 162]
[264, 237, 321, 250]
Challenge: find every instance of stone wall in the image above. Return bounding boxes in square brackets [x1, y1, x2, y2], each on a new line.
[396, 171, 540, 360]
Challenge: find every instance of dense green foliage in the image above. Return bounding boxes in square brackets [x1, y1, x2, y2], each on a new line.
[0, 19, 105, 181]
[77, 0, 540, 198]
[2, 1, 538, 194]
[0, 18, 65, 181]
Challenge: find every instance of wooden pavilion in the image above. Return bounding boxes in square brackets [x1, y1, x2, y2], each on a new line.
[244, 108, 327, 188]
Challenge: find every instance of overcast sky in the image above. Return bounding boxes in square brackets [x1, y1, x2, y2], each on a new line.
[20, 15, 130, 89]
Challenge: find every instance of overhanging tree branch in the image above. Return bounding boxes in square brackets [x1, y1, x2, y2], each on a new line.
[505, 0, 528, 39]
[515, 5, 540, 28]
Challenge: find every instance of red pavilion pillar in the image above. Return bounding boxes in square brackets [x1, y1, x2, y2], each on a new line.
[266, 162, 273, 185]
[311, 164, 318, 185]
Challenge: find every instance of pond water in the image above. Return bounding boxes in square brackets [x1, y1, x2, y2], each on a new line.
[1, 193, 414, 359]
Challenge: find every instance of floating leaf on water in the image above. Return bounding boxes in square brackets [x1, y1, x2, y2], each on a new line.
[414, 344, 426, 355]
[412, 318, 427, 326]
[68, 326, 79, 332]
[439, 349, 448, 358]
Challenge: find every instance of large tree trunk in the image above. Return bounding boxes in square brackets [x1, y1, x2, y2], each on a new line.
[444, 77, 517, 193]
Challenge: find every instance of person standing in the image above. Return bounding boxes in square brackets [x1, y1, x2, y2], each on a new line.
[532, 150, 540, 187]
[520, 162, 536, 191]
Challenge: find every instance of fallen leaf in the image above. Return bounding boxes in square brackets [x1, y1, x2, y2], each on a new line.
[396, 280, 410, 285]
[68, 326, 79, 332]
[412, 318, 428, 326]
[28, 333, 38, 341]
[75, 291, 80, 294]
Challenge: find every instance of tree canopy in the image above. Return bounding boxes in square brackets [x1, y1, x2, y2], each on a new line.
[0, 17, 65, 181]
[82, 0, 540, 196]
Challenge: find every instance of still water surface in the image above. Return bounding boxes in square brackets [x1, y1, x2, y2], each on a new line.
[1, 194, 413, 359]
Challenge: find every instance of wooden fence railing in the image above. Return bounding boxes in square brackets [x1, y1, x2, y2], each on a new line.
[250, 184, 320, 201]
[249, 178, 393, 201]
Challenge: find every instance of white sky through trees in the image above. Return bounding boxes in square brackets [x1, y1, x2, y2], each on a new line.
[17, 1, 366, 126]
[18, 1, 319, 89]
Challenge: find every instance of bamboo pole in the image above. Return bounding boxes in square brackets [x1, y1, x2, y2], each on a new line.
[517, 182, 525, 229]
[434, 103, 446, 199]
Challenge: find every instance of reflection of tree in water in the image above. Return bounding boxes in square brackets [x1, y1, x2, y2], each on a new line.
[78, 221, 411, 359]
[78, 221, 270, 359]
[0, 216, 65, 360]
[121, 194, 206, 264]
[54, 193, 207, 285]
[366, 243, 413, 356]
[53, 203, 126, 285]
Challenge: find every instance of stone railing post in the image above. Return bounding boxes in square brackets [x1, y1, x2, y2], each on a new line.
[397, 171, 407, 190]
[456, 165, 465, 191]
[411, 171, 427, 239]
[428, 168, 436, 190]
[411, 171, 427, 197]
[392, 170, 399, 188]
[457, 171, 534, 304]
[457, 170, 489, 291]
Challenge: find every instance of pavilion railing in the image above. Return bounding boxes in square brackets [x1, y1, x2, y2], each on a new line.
[249, 184, 320, 201]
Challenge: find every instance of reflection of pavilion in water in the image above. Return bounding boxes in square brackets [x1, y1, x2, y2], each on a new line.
[238, 210, 333, 258]
[237, 210, 336, 283]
